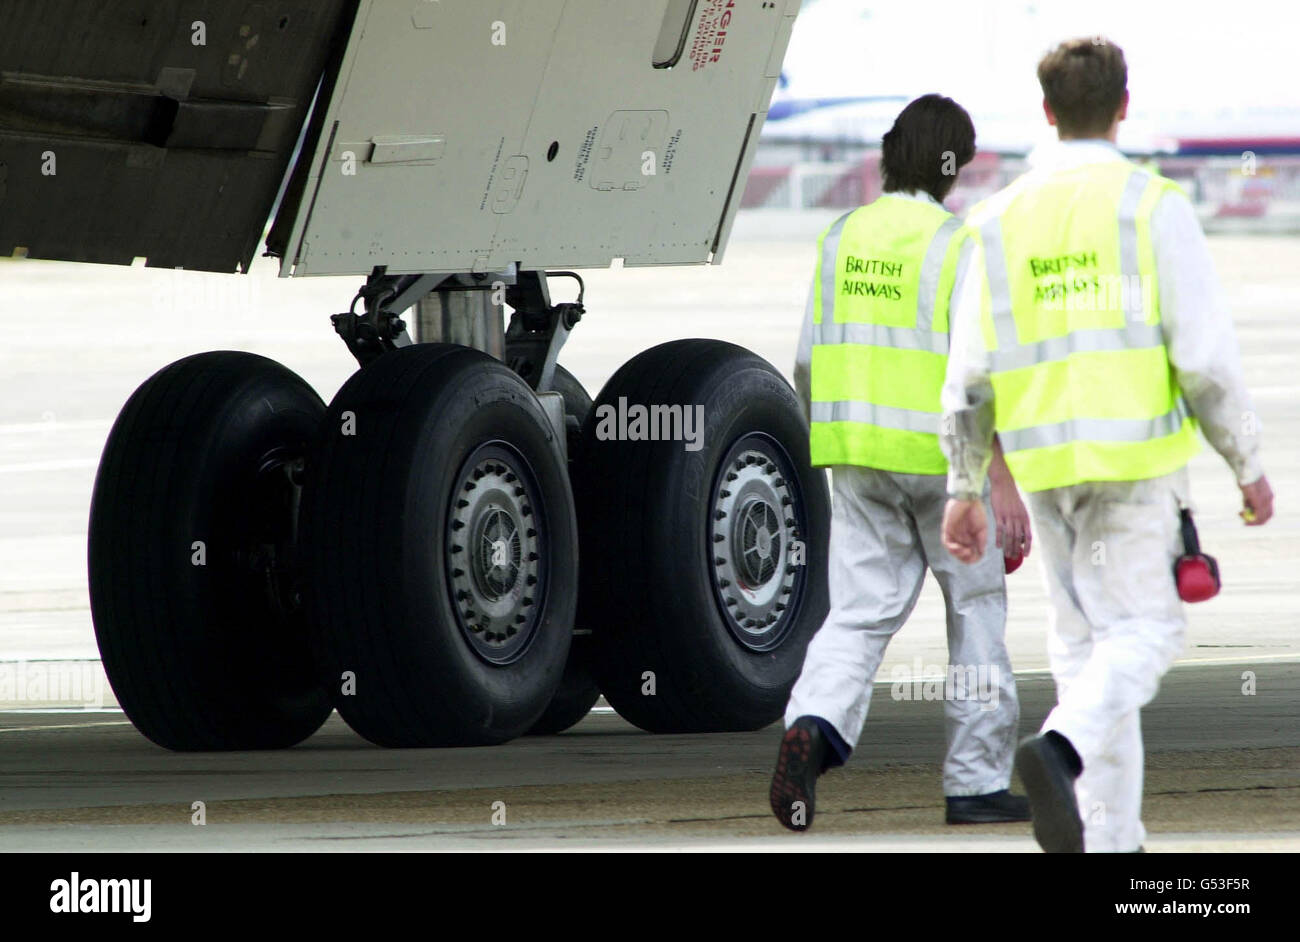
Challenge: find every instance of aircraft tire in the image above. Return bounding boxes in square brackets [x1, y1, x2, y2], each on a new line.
[88, 352, 332, 750]
[574, 340, 831, 733]
[301, 344, 577, 747]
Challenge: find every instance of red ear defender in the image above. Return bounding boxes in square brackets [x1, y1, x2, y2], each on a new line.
[1173, 508, 1221, 603]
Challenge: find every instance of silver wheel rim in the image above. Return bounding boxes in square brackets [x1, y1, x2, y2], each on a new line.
[709, 435, 804, 651]
[447, 444, 545, 665]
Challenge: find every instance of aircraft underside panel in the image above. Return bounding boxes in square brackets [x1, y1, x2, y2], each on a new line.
[0, 0, 356, 272]
[281, 0, 800, 276]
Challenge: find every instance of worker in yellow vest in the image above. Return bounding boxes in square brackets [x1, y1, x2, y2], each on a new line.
[940, 38, 1274, 853]
[770, 95, 1033, 832]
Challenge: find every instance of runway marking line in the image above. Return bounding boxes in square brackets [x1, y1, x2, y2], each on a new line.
[0, 459, 98, 474]
[0, 656, 1294, 727]
[0, 721, 131, 733]
[889, 652, 1299, 682]
[0, 420, 113, 435]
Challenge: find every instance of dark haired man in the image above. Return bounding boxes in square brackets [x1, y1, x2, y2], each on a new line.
[941, 39, 1273, 852]
[770, 95, 1032, 831]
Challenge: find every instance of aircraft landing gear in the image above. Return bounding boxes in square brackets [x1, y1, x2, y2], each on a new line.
[88, 271, 829, 751]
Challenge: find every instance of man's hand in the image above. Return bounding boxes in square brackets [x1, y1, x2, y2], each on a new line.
[986, 435, 1030, 558]
[942, 498, 987, 564]
[990, 476, 1032, 559]
[1240, 475, 1274, 526]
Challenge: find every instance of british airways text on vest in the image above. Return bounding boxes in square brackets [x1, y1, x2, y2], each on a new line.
[841, 256, 903, 300]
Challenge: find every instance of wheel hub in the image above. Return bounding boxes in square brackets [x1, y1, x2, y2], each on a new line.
[474, 506, 521, 599]
[447, 445, 546, 665]
[710, 436, 806, 652]
[735, 496, 780, 585]
[239, 449, 307, 619]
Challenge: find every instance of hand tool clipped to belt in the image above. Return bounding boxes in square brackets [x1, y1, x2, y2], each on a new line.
[1174, 507, 1221, 602]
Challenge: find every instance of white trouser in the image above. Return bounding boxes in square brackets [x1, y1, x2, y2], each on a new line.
[785, 466, 1018, 797]
[1029, 467, 1189, 853]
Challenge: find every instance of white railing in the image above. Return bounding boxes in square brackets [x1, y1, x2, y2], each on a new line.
[743, 153, 1300, 231]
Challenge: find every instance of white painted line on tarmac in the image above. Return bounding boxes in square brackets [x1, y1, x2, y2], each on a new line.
[0, 459, 98, 474]
[0, 420, 112, 435]
[2, 707, 124, 714]
[0, 721, 131, 733]
[894, 652, 1300, 682]
[1172, 652, 1300, 666]
[1, 653, 1294, 670]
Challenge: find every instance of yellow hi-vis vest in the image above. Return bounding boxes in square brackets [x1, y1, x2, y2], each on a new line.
[809, 195, 967, 473]
[968, 160, 1200, 492]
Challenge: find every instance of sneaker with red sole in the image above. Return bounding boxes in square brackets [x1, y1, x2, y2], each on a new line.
[770, 716, 829, 831]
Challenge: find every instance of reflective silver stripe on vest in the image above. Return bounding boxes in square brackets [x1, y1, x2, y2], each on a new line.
[989, 322, 1165, 372]
[813, 212, 959, 354]
[1118, 170, 1152, 320]
[810, 321, 948, 354]
[999, 399, 1189, 454]
[809, 400, 939, 434]
[915, 216, 964, 331]
[979, 216, 1019, 349]
[818, 211, 853, 324]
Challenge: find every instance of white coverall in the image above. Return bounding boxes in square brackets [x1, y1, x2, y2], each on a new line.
[785, 191, 1020, 798]
[942, 141, 1265, 851]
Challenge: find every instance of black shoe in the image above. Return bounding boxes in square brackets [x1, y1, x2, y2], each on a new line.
[1015, 732, 1085, 853]
[945, 789, 1032, 824]
[770, 716, 828, 831]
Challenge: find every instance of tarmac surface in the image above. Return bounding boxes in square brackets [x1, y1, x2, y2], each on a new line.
[0, 662, 1294, 850]
[1, 212, 1296, 850]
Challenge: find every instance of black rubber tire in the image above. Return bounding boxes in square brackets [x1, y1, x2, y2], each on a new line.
[526, 366, 602, 735]
[301, 344, 578, 747]
[87, 352, 332, 751]
[525, 633, 599, 735]
[574, 340, 830, 733]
